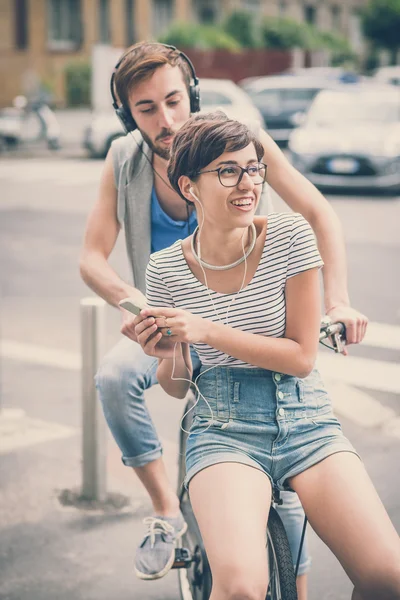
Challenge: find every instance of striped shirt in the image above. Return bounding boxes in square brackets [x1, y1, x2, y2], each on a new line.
[146, 212, 324, 368]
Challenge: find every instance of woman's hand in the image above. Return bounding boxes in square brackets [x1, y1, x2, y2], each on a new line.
[140, 307, 209, 345]
[134, 314, 178, 358]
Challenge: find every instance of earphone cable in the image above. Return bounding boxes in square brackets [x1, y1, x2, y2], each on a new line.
[169, 196, 250, 440]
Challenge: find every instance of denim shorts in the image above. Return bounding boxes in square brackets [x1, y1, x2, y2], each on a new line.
[184, 366, 359, 492]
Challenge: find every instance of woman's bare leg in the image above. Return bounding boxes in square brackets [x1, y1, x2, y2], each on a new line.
[188, 462, 272, 600]
[289, 452, 400, 600]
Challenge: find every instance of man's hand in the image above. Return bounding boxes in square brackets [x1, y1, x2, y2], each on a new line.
[120, 309, 140, 342]
[326, 305, 368, 353]
[119, 292, 148, 341]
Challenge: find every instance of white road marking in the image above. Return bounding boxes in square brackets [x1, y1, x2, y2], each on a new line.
[363, 322, 400, 351]
[325, 380, 399, 434]
[316, 353, 400, 395]
[3, 336, 399, 393]
[0, 408, 77, 455]
[0, 160, 102, 186]
[1, 340, 80, 370]
[2, 334, 400, 442]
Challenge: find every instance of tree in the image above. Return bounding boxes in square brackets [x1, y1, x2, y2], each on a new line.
[222, 10, 261, 48]
[362, 0, 400, 64]
[158, 22, 241, 51]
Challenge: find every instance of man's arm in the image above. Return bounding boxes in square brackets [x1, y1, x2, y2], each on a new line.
[260, 129, 368, 345]
[79, 149, 146, 309]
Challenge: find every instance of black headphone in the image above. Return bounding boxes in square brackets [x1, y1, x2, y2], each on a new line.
[110, 43, 201, 134]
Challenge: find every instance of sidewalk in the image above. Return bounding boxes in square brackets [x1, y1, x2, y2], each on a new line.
[0, 358, 182, 600]
[0, 108, 92, 160]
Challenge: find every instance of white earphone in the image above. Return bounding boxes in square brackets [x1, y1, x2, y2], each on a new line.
[189, 187, 200, 203]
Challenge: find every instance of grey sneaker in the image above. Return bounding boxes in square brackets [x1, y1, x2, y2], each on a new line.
[134, 513, 188, 580]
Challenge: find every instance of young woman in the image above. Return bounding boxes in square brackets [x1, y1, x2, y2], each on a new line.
[134, 112, 400, 600]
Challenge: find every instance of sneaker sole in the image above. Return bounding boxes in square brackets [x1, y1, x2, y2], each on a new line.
[134, 521, 188, 581]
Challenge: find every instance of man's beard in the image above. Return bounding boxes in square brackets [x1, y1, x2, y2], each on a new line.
[140, 128, 173, 160]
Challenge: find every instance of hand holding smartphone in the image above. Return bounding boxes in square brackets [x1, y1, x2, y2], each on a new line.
[118, 297, 147, 316]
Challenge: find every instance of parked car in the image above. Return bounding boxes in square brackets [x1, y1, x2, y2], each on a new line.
[83, 78, 264, 159]
[282, 66, 363, 83]
[288, 85, 400, 193]
[240, 75, 338, 146]
[373, 66, 400, 87]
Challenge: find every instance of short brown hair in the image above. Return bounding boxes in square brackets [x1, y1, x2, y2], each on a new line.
[113, 42, 192, 108]
[167, 111, 265, 200]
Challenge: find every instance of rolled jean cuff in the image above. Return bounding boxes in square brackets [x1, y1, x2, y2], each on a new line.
[121, 445, 163, 468]
[296, 557, 312, 577]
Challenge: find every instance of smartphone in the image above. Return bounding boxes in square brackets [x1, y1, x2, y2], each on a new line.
[118, 297, 147, 316]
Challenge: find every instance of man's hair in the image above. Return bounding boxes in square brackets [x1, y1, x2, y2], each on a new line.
[113, 42, 192, 109]
[167, 111, 264, 200]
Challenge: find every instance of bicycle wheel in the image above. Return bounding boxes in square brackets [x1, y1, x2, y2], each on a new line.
[177, 487, 212, 600]
[177, 394, 212, 600]
[266, 506, 298, 600]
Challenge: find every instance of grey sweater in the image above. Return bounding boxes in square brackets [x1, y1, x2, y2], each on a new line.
[111, 131, 272, 294]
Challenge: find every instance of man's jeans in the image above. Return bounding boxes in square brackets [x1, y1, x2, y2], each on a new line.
[95, 337, 311, 575]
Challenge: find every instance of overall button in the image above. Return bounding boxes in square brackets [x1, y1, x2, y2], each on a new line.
[277, 391, 284, 400]
[274, 373, 282, 382]
[278, 408, 285, 416]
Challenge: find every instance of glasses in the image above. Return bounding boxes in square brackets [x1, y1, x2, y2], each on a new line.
[196, 162, 267, 188]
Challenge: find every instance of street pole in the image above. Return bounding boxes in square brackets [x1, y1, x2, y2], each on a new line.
[80, 297, 107, 502]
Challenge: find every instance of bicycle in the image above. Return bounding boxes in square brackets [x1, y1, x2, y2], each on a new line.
[171, 318, 346, 600]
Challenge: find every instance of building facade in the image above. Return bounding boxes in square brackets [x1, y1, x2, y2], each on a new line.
[0, 0, 366, 107]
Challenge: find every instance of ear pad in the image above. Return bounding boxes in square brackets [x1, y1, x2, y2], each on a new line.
[115, 105, 137, 133]
[190, 80, 201, 114]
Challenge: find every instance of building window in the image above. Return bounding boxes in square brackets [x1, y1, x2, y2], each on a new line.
[331, 5, 341, 30]
[15, 0, 29, 49]
[349, 11, 363, 52]
[152, 0, 173, 37]
[304, 5, 317, 25]
[241, 0, 260, 13]
[279, 1, 287, 16]
[47, 0, 82, 50]
[126, 0, 135, 46]
[98, 0, 110, 43]
[194, 0, 217, 24]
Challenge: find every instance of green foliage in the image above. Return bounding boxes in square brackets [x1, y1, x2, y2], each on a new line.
[222, 10, 261, 48]
[362, 0, 400, 60]
[260, 17, 315, 49]
[158, 22, 241, 51]
[260, 16, 356, 64]
[64, 61, 91, 107]
[317, 31, 356, 65]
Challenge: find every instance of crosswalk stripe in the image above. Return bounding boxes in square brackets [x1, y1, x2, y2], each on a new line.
[364, 322, 400, 351]
[0, 161, 102, 186]
[0, 408, 77, 455]
[2, 337, 399, 395]
[1, 340, 80, 370]
[317, 353, 400, 395]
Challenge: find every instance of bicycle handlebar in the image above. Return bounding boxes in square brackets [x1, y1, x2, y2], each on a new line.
[319, 321, 345, 341]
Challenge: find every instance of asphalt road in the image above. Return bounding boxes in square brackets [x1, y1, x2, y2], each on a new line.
[0, 157, 399, 600]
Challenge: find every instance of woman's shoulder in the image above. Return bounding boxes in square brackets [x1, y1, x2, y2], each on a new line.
[266, 211, 306, 240]
[149, 240, 183, 268]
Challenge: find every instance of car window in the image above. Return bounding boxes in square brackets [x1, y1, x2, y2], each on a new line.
[200, 90, 232, 106]
[252, 88, 321, 113]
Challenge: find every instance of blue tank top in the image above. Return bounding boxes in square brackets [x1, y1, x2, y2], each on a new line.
[151, 187, 197, 253]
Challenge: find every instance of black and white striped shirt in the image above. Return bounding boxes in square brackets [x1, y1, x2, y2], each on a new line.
[146, 212, 323, 368]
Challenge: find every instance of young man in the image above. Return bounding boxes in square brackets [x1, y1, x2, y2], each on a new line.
[79, 42, 368, 593]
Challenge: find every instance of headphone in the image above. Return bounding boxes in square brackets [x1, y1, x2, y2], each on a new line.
[110, 43, 201, 134]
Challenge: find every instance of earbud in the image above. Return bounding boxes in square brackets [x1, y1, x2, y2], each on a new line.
[189, 187, 200, 203]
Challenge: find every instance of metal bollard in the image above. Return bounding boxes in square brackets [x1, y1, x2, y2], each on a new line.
[80, 297, 107, 501]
